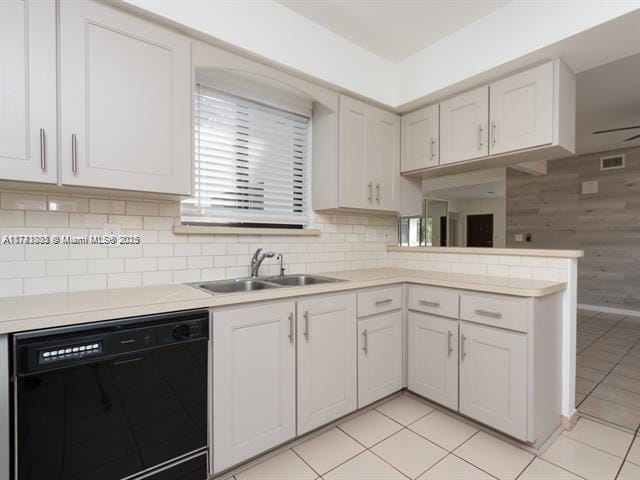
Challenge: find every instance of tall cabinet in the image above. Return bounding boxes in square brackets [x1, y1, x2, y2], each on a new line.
[58, 1, 193, 194]
[0, 0, 57, 184]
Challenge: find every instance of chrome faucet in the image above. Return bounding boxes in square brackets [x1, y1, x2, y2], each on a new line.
[250, 248, 275, 277]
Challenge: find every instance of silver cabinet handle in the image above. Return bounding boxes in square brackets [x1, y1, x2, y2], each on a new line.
[368, 181, 373, 202]
[39, 128, 46, 170]
[362, 329, 368, 354]
[303, 310, 310, 341]
[461, 333, 467, 360]
[419, 299, 440, 308]
[477, 124, 484, 150]
[288, 312, 294, 344]
[430, 138, 436, 160]
[375, 298, 393, 306]
[474, 308, 502, 319]
[447, 330, 453, 357]
[491, 121, 497, 147]
[71, 133, 78, 173]
[375, 182, 380, 203]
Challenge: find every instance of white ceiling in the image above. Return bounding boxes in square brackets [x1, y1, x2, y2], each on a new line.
[276, 0, 509, 62]
[576, 53, 640, 155]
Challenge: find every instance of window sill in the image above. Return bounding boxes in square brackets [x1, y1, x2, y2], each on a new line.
[173, 225, 321, 236]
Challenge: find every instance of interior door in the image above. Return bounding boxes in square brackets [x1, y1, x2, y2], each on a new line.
[440, 86, 489, 165]
[0, 0, 57, 183]
[373, 109, 400, 211]
[339, 96, 373, 209]
[59, 1, 192, 194]
[489, 62, 553, 155]
[459, 322, 528, 440]
[213, 301, 296, 473]
[401, 104, 439, 172]
[466, 214, 493, 247]
[297, 293, 357, 434]
[358, 311, 403, 407]
[408, 312, 459, 410]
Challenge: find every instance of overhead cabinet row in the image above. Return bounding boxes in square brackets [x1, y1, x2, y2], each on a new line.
[0, 0, 192, 195]
[401, 60, 576, 174]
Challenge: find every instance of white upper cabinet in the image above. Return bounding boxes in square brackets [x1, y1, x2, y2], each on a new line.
[333, 95, 400, 212]
[297, 293, 357, 434]
[0, 0, 57, 184]
[401, 104, 439, 172]
[339, 96, 372, 209]
[440, 86, 489, 165]
[59, 1, 192, 195]
[489, 62, 553, 155]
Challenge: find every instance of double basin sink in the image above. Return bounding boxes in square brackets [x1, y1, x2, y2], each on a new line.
[189, 274, 344, 295]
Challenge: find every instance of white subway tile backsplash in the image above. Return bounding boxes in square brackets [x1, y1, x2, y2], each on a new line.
[1, 189, 567, 297]
[69, 274, 107, 291]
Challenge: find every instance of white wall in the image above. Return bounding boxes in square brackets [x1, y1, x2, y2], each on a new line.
[448, 197, 506, 248]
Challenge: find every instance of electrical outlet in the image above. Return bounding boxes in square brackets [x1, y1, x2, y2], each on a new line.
[103, 223, 122, 247]
[384, 232, 390, 242]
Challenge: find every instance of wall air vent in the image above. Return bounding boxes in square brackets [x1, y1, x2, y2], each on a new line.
[600, 154, 625, 171]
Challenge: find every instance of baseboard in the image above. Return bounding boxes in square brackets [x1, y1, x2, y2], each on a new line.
[578, 303, 640, 319]
[562, 410, 578, 430]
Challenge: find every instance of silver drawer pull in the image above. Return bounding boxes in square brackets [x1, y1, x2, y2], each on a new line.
[419, 299, 440, 308]
[288, 312, 294, 344]
[71, 133, 78, 173]
[375, 298, 393, 306]
[303, 311, 310, 341]
[474, 308, 502, 319]
[39, 128, 46, 170]
[362, 329, 368, 354]
[461, 334, 467, 360]
[447, 330, 453, 357]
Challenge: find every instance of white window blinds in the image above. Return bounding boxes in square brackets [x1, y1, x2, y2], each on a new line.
[182, 85, 310, 225]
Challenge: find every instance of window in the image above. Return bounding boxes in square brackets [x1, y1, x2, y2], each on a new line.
[182, 85, 310, 226]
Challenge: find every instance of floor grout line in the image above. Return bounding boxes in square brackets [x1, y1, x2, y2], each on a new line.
[615, 423, 640, 480]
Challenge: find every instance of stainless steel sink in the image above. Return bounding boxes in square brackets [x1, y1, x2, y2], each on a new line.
[188, 274, 344, 295]
[266, 274, 345, 287]
[190, 278, 281, 294]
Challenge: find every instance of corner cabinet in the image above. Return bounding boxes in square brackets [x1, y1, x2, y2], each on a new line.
[315, 95, 400, 213]
[401, 104, 439, 173]
[58, 1, 193, 195]
[297, 293, 357, 434]
[0, 0, 57, 184]
[212, 301, 296, 473]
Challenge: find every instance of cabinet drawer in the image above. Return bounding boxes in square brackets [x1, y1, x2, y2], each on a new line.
[407, 285, 459, 319]
[357, 286, 403, 318]
[460, 293, 529, 333]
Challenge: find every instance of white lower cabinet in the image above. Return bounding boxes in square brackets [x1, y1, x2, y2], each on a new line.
[358, 310, 403, 408]
[459, 322, 528, 440]
[212, 301, 296, 473]
[407, 312, 459, 411]
[297, 293, 357, 435]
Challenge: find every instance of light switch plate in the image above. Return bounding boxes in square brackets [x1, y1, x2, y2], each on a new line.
[515, 234, 524, 242]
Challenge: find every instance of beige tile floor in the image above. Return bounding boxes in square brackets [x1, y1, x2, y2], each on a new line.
[222, 393, 640, 480]
[576, 310, 640, 430]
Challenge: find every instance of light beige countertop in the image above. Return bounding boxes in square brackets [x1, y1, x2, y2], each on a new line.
[0, 268, 566, 334]
[386, 246, 584, 257]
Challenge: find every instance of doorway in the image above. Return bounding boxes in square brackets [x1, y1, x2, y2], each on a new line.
[467, 214, 493, 247]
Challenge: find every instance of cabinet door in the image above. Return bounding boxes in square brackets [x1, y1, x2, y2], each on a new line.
[407, 312, 458, 410]
[401, 104, 439, 172]
[440, 86, 489, 165]
[213, 301, 296, 473]
[297, 293, 357, 434]
[0, 0, 56, 184]
[59, 1, 192, 194]
[373, 109, 400, 211]
[358, 311, 403, 408]
[489, 62, 553, 155]
[339, 96, 373, 209]
[459, 322, 528, 440]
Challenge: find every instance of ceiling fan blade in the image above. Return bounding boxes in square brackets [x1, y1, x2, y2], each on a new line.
[624, 133, 640, 142]
[593, 125, 640, 135]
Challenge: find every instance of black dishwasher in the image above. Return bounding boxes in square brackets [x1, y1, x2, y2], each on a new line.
[11, 309, 210, 480]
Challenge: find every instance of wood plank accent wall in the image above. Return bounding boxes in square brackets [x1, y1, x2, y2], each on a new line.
[506, 146, 640, 311]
